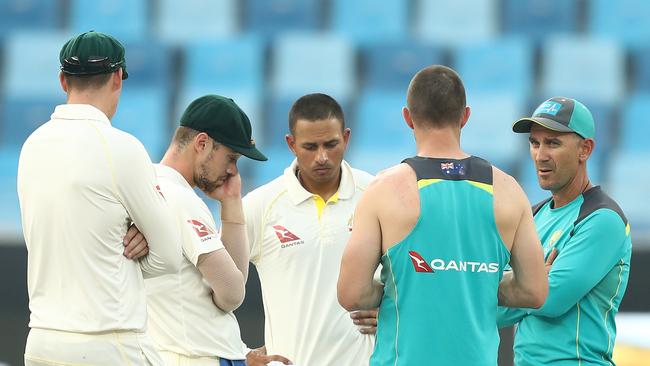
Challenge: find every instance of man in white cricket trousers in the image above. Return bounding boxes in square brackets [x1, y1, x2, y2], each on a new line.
[18, 31, 182, 365]
[243, 93, 377, 366]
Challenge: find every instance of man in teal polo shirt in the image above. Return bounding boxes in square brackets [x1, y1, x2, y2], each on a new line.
[498, 97, 633, 365]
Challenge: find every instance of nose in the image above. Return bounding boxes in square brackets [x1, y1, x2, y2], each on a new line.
[532, 144, 549, 164]
[316, 147, 328, 164]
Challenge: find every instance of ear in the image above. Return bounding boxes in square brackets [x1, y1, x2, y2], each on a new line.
[459, 106, 471, 129]
[285, 134, 297, 155]
[578, 138, 595, 163]
[110, 69, 123, 92]
[59, 72, 68, 93]
[194, 132, 210, 154]
[342, 127, 351, 149]
[402, 107, 414, 130]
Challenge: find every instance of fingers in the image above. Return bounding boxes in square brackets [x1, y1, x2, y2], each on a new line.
[266, 354, 293, 364]
[351, 309, 378, 334]
[124, 230, 147, 259]
[123, 224, 138, 246]
[546, 248, 558, 266]
[128, 240, 149, 259]
[358, 326, 377, 335]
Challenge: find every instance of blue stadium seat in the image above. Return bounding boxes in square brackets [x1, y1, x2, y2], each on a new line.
[502, 0, 578, 41]
[123, 40, 172, 90]
[347, 91, 414, 174]
[581, 100, 615, 161]
[156, 0, 236, 44]
[415, 0, 497, 45]
[69, 0, 147, 42]
[331, 0, 407, 45]
[0, 0, 61, 37]
[620, 94, 650, 153]
[3, 31, 71, 98]
[454, 37, 533, 96]
[589, 0, 650, 48]
[248, 146, 295, 189]
[243, 0, 320, 37]
[264, 98, 294, 149]
[112, 89, 170, 161]
[271, 32, 355, 101]
[182, 37, 264, 97]
[541, 36, 625, 103]
[607, 152, 650, 231]
[0, 96, 63, 148]
[362, 42, 444, 91]
[461, 94, 526, 173]
[0, 147, 22, 237]
[632, 47, 650, 92]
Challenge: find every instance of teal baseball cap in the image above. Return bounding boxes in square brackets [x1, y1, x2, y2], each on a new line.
[512, 97, 595, 139]
[59, 31, 128, 79]
[180, 95, 267, 161]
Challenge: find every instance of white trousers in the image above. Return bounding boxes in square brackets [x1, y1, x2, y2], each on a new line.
[24, 328, 164, 366]
[159, 351, 222, 366]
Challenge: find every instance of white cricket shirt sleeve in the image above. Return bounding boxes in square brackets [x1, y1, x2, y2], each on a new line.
[111, 136, 182, 276]
[181, 211, 225, 266]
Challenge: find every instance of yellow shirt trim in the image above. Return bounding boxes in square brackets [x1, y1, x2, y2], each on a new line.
[417, 179, 442, 189]
[314, 191, 339, 220]
[417, 178, 493, 195]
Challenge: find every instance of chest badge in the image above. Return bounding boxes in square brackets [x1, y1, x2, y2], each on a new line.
[273, 225, 304, 248]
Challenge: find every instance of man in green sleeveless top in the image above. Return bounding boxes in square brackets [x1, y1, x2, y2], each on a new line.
[497, 97, 633, 365]
[337, 65, 548, 365]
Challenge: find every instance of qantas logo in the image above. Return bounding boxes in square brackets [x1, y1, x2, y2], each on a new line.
[187, 219, 215, 239]
[408, 251, 499, 273]
[409, 251, 435, 273]
[273, 225, 304, 248]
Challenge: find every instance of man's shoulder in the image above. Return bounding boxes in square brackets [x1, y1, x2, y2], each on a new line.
[573, 186, 629, 234]
[349, 166, 375, 190]
[243, 174, 287, 208]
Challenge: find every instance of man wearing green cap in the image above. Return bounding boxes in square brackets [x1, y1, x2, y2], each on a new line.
[498, 97, 633, 365]
[140, 94, 291, 366]
[18, 31, 182, 365]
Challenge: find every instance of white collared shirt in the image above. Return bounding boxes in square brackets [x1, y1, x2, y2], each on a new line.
[243, 160, 375, 366]
[17, 104, 181, 333]
[145, 164, 245, 359]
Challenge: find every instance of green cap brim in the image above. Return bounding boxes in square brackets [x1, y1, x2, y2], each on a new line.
[512, 117, 575, 134]
[223, 143, 268, 161]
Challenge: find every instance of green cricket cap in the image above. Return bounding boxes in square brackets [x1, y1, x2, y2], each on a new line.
[59, 31, 128, 79]
[512, 96, 595, 139]
[180, 95, 267, 161]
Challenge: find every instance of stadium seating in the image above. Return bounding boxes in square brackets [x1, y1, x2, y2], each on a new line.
[589, 0, 650, 48]
[607, 152, 650, 231]
[502, 0, 578, 41]
[69, 0, 148, 42]
[415, 0, 497, 45]
[0, 0, 61, 37]
[453, 37, 533, 96]
[331, 0, 408, 45]
[541, 36, 625, 103]
[0, 96, 63, 148]
[619, 93, 650, 153]
[123, 40, 173, 90]
[112, 88, 170, 162]
[0, 148, 21, 238]
[271, 32, 355, 101]
[361, 41, 444, 91]
[155, 0, 236, 44]
[243, 0, 321, 37]
[3, 31, 71, 98]
[632, 46, 650, 92]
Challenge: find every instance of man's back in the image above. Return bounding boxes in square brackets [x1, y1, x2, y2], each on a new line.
[371, 156, 511, 365]
[18, 104, 179, 333]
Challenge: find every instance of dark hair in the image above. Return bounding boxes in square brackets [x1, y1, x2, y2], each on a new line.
[63, 72, 113, 91]
[172, 126, 220, 150]
[288, 93, 345, 134]
[407, 65, 466, 128]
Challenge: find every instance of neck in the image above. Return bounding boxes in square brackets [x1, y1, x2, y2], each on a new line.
[67, 90, 115, 120]
[298, 167, 341, 202]
[552, 167, 591, 208]
[414, 125, 469, 159]
[161, 146, 196, 187]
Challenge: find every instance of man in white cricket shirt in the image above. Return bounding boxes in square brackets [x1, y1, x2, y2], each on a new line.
[17, 31, 182, 365]
[142, 95, 291, 366]
[243, 93, 377, 366]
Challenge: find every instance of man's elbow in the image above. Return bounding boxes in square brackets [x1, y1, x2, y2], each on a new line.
[213, 283, 246, 313]
[524, 280, 548, 309]
[337, 281, 361, 312]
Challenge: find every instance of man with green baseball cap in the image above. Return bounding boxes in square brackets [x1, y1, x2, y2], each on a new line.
[20, 31, 183, 365]
[498, 97, 633, 365]
[138, 94, 290, 366]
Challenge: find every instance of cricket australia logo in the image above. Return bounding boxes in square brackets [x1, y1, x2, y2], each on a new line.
[273, 225, 304, 249]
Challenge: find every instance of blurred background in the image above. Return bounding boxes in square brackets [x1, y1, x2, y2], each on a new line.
[0, 0, 648, 365]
